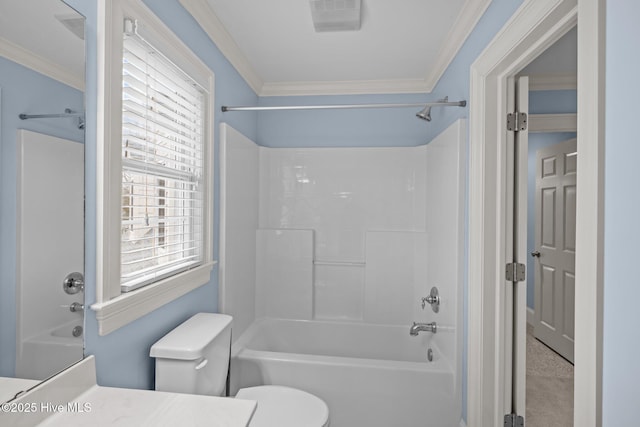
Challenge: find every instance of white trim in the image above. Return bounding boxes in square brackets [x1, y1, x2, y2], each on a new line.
[468, 0, 580, 425]
[574, 0, 605, 425]
[527, 307, 535, 326]
[0, 36, 84, 91]
[528, 73, 577, 91]
[218, 124, 229, 315]
[424, 0, 492, 92]
[178, 0, 490, 96]
[529, 113, 577, 133]
[93, 0, 216, 335]
[91, 262, 216, 335]
[259, 78, 432, 97]
[96, 0, 120, 303]
[178, 0, 263, 95]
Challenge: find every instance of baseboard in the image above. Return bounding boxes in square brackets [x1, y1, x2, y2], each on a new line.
[527, 307, 535, 326]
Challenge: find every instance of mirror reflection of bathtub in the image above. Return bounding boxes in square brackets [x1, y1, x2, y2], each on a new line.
[14, 129, 84, 382]
[0, 0, 85, 399]
[16, 320, 84, 381]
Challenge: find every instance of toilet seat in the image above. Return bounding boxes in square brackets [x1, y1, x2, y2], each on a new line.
[236, 385, 329, 427]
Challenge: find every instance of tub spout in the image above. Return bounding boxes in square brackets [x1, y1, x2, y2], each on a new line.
[409, 321, 437, 336]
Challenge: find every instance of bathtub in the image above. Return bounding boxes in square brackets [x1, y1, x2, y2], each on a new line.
[16, 321, 83, 381]
[230, 318, 460, 427]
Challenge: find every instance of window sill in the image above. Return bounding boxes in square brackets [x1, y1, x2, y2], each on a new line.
[90, 261, 216, 335]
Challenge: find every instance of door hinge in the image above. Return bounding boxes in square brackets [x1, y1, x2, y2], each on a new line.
[507, 112, 528, 131]
[506, 262, 526, 282]
[504, 413, 524, 427]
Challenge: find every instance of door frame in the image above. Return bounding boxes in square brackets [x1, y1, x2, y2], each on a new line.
[467, 0, 604, 425]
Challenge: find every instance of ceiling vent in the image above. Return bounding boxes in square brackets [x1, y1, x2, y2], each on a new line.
[309, 0, 362, 32]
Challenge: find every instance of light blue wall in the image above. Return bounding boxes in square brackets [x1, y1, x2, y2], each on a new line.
[603, 0, 640, 423]
[0, 57, 84, 377]
[529, 90, 577, 114]
[256, 93, 431, 147]
[66, 0, 258, 390]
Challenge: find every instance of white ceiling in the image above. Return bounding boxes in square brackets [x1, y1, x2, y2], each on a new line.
[181, 0, 492, 96]
[0, 0, 85, 90]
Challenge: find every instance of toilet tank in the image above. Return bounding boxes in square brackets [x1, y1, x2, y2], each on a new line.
[150, 313, 232, 396]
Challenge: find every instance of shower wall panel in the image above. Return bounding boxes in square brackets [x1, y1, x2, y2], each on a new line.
[364, 231, 428, 325]
[258, 147, 427, 261]
[220, 124, 260, 340]
[255, 229, 314, 320]
[424, 119, 465, 406]
[258, 146, 428, 321]
[314, 264, 365, 321]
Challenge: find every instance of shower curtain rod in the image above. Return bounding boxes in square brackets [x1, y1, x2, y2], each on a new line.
[19, 108, 85, 129]
[19, 109, 83, 120]
[221, 99, 466, 112]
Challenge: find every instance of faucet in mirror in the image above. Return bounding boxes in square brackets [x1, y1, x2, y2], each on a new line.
[0, 0, 85, 402]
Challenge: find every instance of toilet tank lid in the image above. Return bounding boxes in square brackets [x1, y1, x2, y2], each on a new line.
[150, 313, 232, 360]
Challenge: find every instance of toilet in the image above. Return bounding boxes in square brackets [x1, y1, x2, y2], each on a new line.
[150, 313, 330, 427]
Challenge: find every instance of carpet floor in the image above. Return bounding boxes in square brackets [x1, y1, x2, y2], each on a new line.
[526, 324, 574, 427]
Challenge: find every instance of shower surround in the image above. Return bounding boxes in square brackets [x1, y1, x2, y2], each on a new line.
[220, 120, 465, 426]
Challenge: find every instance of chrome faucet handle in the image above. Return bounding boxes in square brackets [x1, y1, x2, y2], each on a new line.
[63, 272, 84, 295]
[421, 287, 440, 313]
[61, 302, 84, 313]
[70, 302, 84, 312]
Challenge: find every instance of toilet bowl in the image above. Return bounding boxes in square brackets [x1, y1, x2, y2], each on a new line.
[150, 313, 329, 427]
[236, 385, 329, 427]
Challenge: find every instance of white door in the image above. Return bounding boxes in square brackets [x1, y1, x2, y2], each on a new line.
[533, 138, 576, 363]
[504, 75, 530, 419]
[509, 76, 530, 418]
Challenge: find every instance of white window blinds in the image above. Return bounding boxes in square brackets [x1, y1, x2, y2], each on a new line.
[121, 20, 206, 292]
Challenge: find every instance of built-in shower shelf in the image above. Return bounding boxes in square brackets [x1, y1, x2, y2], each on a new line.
[313, 260, 366, 267]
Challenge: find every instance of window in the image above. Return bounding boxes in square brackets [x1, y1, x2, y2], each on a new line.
[92, 0, 214, 335]
[121, 22, 205, 292]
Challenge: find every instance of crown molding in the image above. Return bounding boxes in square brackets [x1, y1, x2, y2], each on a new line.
[260, 78, 431, 97]
[179, 0, 487, 97]
[0, 37, 84, 91]
[528, 73, 577, 91]
[178, 0, 263, 95]
[423, 0, 492, 91]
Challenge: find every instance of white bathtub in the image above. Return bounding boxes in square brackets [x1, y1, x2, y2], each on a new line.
[231, 318, 460, 427]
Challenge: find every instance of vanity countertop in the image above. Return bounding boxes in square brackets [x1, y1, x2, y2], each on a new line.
[36, 385, 256, 427]
[0, 356, 256, 427]
[0, 377, 40, 403]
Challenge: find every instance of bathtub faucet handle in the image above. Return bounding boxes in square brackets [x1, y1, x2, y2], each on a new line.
[63, 272, 84, 295]
[421, 287, 440, 313]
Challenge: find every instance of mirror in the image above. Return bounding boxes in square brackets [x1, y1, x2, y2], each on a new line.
[0, 0, 85, 402]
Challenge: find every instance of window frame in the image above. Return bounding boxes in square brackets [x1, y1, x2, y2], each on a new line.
[92, 0, 215, 335]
